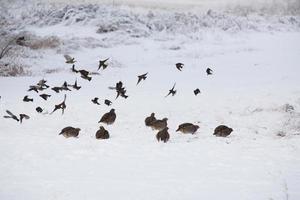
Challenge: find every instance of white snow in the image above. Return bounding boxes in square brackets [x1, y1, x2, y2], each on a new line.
[0, 0, 300, 199]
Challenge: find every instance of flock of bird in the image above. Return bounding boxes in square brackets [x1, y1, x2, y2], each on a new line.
[2, 54, 233, 143]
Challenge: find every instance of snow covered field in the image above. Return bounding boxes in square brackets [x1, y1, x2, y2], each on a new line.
[0, 0, 300, 199]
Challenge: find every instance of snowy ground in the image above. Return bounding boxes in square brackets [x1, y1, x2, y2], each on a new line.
[0, 0, 300, 199]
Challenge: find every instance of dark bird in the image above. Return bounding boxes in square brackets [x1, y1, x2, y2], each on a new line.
[137, 72, 148, 85]
[213, 125, 233, 137]
[151, 118, 168, 131]
[98, 58, 109, 70]
[114, 81, 128, 99]
[51, 87, 62, 93]
[78, 69, 89, 77]
[194, 88, 201, 96]
[104, 99, 112, 106]
[71, 64, 78, 73]
[23, 95, 33, 102]
[19, 114, 30, 124]
[61, 81, 71, 91]
[71, 79, 81, 90]
[37, 79, 49, 89]
[176, 123, 199, 134]
[98, 109, 116, 125]
[64, 55, 76, 64]
[156, 127, 170, 143]
[51, 94, 67, 115]
[145, 113, 156, 127]
[95, 126, 110, 139]
[39, 94, 51, 101]
[92, 97, 100, 105]
[3, 110, 19, 122]
[36, 107, 43, 113]
[80, 74, 92, 81]
[176, 63, 184, 71]
[165, 83, 176, 97]
[206, 68, 213, 75]
[28, 85, 41, 93]
[59, 126, 80, 138]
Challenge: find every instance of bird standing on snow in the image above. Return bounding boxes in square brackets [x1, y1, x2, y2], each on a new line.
[95, 126, 110, 139]
[137, 73, 148, 85]
[213, 125, 233, 137]
[150, 118, 168, 131]
[156, 127, 170, 143]
[59, 126, 80, 138]
[206, 68, 213, 75]
[176, 63, 184, 71]
[145, 113, 156, 127]
[176, 123, 199, 134]
[98, 109, 116, 125]
[165, 83, 176, 97]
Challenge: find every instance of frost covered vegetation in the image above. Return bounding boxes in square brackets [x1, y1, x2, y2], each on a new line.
[0, 0, 300, 200]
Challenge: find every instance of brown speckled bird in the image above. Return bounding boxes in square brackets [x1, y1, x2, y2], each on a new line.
[95, 126, 110, 139]
[59, 126, 80, 138]
[151, 118, 168, 131]
[176, 123, 199, 134]
[156, 127, 170, 143]
[213, 125, 233, 137]
[145, 113, 156, 127]
[98, 109, 116, 125]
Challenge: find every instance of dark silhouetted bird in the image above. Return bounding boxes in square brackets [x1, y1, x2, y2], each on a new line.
[98, 58, 109, 70]
[36, 107, 43, 113]
[39, 94, 51, 101]
[59, 126, 80, 138]
[61, 82, 71, 91]
[98, 109, 116, 125]
[104, 99, 112, 106]
[92, 97, 100, 105]
[115, 81, 128, 99]
[64, 55, 76, 64]
[71, 64, 78, 73]
[214, 125, 233, 137]
[71, 79, 81, 90]
[165, 83, 176, 97]
[145, 113, 156, 126]
[137, 72, 148, 85]
[95, 126, 110, 139]
[23, 95, 33, 102]
[176, 123, 199, 134]
[194, 88, 201, 96]
[151, 118, 168, 131]
[37, 79, 49, 89]
[19, 114, 30, 123]
[51, 94, 67, 115]
[206, 68, 213, 75]
[176, 63, 184, 71]
[3, 110, 19, 122]
[156, 127, 170, 143]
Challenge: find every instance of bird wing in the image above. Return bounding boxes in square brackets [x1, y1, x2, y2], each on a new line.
[171, 83, 176, 90]
[6, 110, 14, 117]
[64, 54, 72, 61]
[136, 76, 142, 85]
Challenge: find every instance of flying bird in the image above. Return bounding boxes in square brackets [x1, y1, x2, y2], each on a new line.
[71, 79, 81, 90]
[165, 83, 176, 97]
[104, 99, 112, 106]
[137, 72, 148, 85]
[23, 95, 33, 102]
[36, 107, 43, 113]
[176, 63, 184, 71]
[92, 97, 100, 105]
[3, 110, 19, 122]
[98, 58, 109, 70]
[39, 94, 51, 101]
[19, 114, 30, 123]
[51, 94, 67, 115]
[206, 68, 213, 75]
[64, 55, 76, 64]
[194, 88, 201, 96]
[52, 87, 62, 93]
